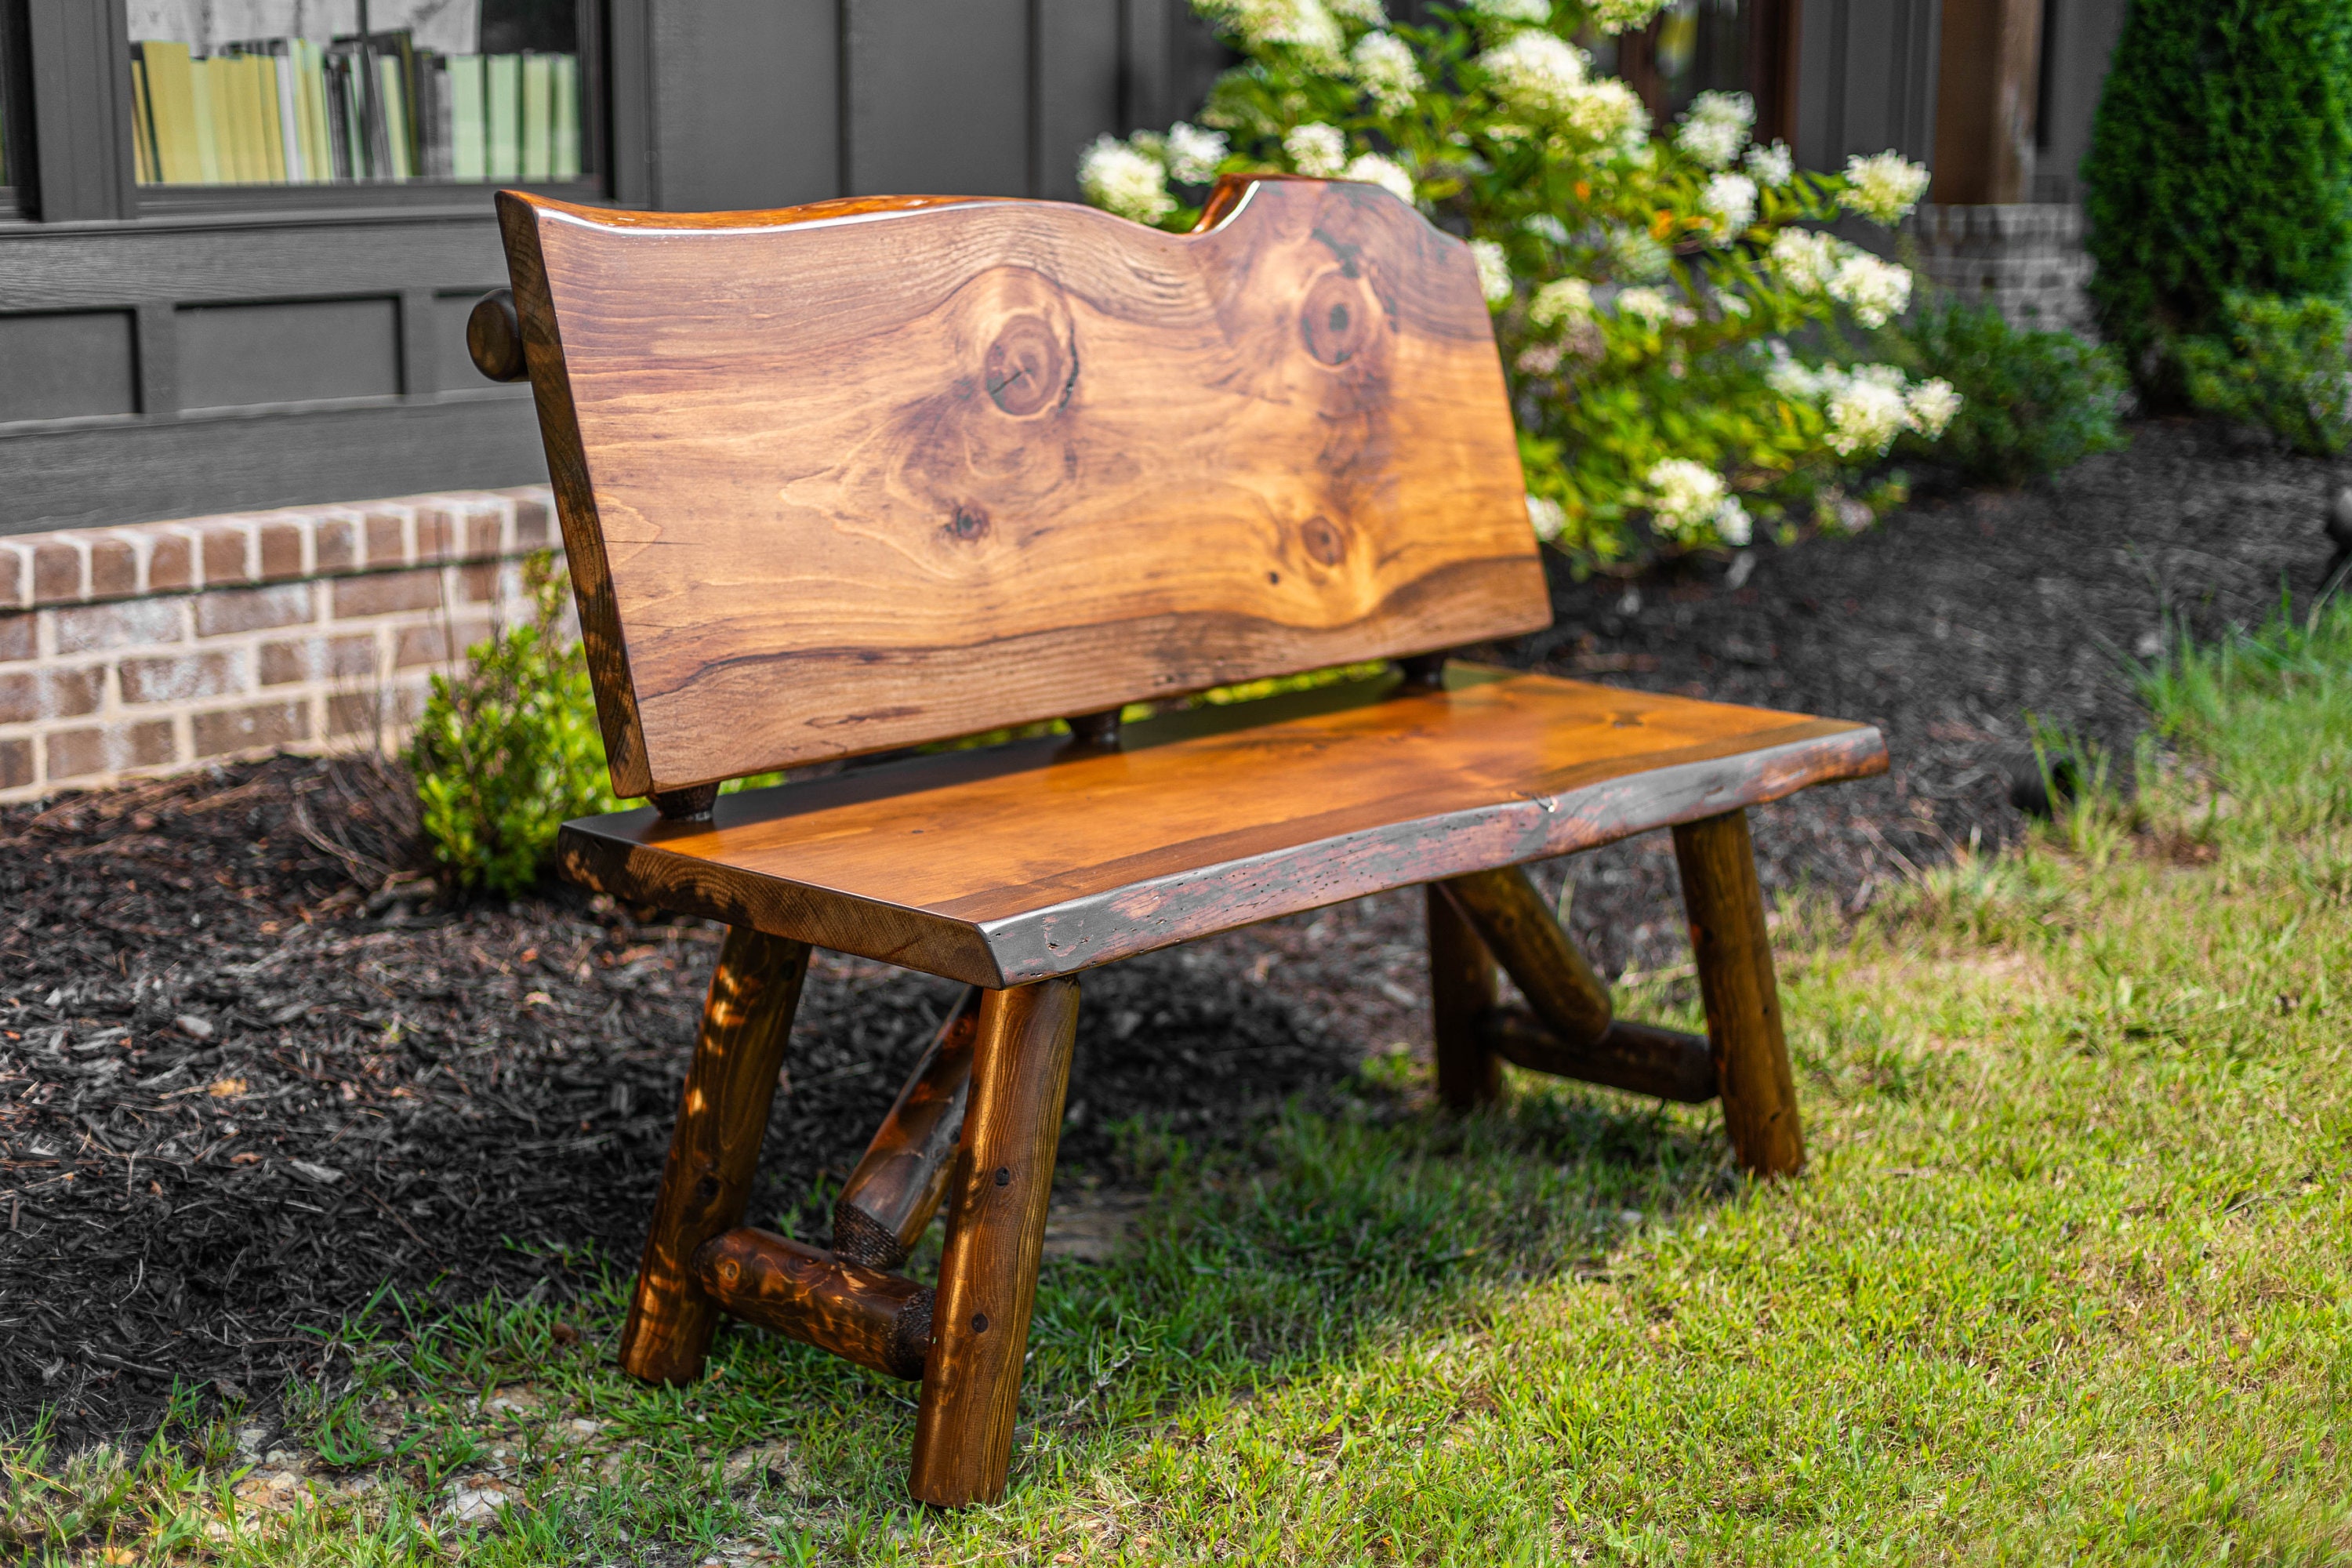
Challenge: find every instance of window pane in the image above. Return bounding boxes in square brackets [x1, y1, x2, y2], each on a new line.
[124, 1, 590, 187]
[1650, 0, 1748, 119]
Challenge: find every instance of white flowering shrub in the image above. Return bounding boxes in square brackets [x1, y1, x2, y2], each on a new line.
[1077, 0, 1952, 562]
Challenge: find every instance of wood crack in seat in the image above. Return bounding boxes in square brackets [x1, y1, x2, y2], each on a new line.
[477, 172, 1887, 1507]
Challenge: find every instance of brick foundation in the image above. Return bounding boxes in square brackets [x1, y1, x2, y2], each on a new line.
[1907, 203, 2096, 335]
[0, 488, 561, 803]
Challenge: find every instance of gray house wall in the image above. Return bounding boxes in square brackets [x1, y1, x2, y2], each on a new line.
[1793, 0, 1943, 170]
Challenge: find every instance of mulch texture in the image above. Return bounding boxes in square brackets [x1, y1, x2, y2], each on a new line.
[2, 418, 2341, 1448]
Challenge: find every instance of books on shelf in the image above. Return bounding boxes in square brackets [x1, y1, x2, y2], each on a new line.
[129, 34, 582, 188]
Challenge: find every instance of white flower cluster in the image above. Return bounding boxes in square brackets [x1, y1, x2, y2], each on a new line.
[1078, 135, 1174, 224]
[1470, 238, 1514, 306]
[1645, 459, 1750, 544]
[1766, 229, 1914, 327]
[1744, 140, 1793, 186]
[1466, 0, 1552, 22]
[1165, 122, 1229, 185]
[1349, 30, 1422, 111]
[1563, 78, 1648, 143]
[1589, 0, 1669, 34]
[1201, 0, 1345, 56]
[1284, 121, 1349, 176]
[1327, 0, 1388, 20]
[1526, 276, 1592, 329]
[1841, 151, 1930, 224]
[1479, 31, 1589, 118]
[1700, 170, 1758, 241]
[1675, 90, 1751, 170]
[1615, 286, 1674, 325]
[1763, 346, 1960, 457]
[1526, 493, 1568, 540]
[1344, 151, 1416, 203]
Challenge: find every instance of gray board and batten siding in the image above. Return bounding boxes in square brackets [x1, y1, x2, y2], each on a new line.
[0, 0, 1230, 536]
[0, 0, 1940, 539]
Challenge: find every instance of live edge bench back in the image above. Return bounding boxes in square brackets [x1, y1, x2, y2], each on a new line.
[496, 176, 1552, 799]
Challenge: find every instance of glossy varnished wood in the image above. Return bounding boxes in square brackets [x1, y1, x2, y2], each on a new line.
[1478, 1008, 1720, 1104]
[1438, 865, 1613, 1048]
[1426, 885, 1501, 1109]
[556, 666, 1888, 986]
[833, 987, 982, 1270]
[619, 928, 811, 1384]
[1673, 810, 1805, 1175]
[496, 176, 1549, 796]
[691, 1227, 934, 1381]
[910, 980, 1082, 1507]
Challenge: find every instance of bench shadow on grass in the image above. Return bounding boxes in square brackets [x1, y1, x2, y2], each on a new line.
[257, 1010, 1744, 1556]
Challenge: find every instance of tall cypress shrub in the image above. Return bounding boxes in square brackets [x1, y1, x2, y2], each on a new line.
[2082, 0, 2352, 389]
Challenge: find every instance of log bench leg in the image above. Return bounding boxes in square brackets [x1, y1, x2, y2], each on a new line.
[619, 927, 813, 1384]
[909, 978, 1082, 1507]
[1427, 885, 1501, 1109]
[1671, 809, 1805, 1177]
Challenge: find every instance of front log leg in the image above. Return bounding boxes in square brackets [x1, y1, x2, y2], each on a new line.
[1427, 884, 1501, 1109]
[619, 927, 812, 1385]
[909, 978, 1082, 1508]
[1671, 809, 1804, 1177]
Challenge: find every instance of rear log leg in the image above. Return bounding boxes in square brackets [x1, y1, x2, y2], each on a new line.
[1439, 865, 1613, 1047]
[619, 927, 812, 1385]
[909, 978, 1082, 1508]
[1671, 809, 1804, 1177]
[1426, 884, 1501, 1109]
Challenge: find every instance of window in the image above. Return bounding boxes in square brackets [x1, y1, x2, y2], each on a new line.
[122, 0, 596, 193]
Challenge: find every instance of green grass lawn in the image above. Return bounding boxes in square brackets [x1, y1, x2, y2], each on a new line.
[9, 601, 2351, 1565]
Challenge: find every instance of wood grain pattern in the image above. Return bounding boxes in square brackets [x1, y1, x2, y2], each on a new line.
[1477, 1007, 1719, 1104]
[495, 176, 1549, 797]
[618, 927, 811, 1385]
[1439, 865, 1613, 1048]
[909, 980, 1082, 1508]
[691, 1226, 934, 1381]
[1672, 810, 1805, 1175]
[555, 666, 1888, 986]
[833, 986, 982, 1270]
[1426, 884, 1500, 1109]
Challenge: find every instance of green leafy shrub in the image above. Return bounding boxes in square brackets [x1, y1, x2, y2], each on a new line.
[408, 552, 618, 897]
[2082, 0, 2352, 389]
[2176, 292, 2352, 455]
[1077, 0, 1957, 566]
[1871, 294, 2129, 483]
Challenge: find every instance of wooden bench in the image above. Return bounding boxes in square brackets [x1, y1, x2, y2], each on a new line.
[473, 174, 1886, 1506]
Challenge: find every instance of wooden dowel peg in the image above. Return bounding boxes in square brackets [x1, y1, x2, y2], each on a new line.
[833, 987, 982, 1269]
[466, 287, 528, 383]
[692, 1227, 934, 1381]
[1439, 865, 1613, 1047]
[1672, 809, 1804, 1176]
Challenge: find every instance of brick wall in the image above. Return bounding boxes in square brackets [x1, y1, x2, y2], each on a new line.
[0, 488, 561, 804]
[1907, 203, 2096, 335]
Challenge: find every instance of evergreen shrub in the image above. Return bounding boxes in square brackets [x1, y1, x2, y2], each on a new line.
[1875, 296, 2129, 483]
[2082, 0, 2352, 388]
[2176, 293, 2352, 456]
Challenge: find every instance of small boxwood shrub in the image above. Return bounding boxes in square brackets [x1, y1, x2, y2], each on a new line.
[408, 553, 618, 898]
[2176, 292, 2352, 455]
[1872, 295, 2129, 483]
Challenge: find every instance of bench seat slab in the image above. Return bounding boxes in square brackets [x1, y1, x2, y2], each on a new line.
[556, 664, 1886, 988]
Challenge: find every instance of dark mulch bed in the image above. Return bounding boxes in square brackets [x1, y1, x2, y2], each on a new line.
[2, 418, 2342, 1450]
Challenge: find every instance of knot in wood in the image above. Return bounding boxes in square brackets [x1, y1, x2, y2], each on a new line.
[1298, 515, 1347, 568]
[1301, 273, 1373, 368]
[983, 314, 1071, 416]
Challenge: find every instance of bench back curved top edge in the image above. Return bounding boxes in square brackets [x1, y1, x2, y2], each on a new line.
[497, 175, 1551, 797]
